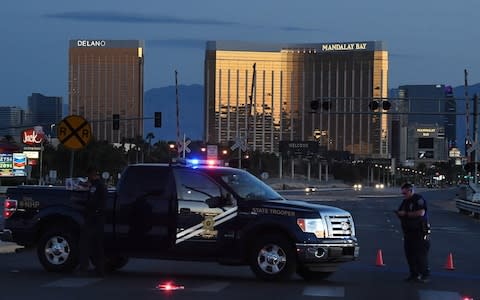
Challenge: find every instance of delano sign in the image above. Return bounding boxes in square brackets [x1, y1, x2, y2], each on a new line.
[76, 40, 106, 47]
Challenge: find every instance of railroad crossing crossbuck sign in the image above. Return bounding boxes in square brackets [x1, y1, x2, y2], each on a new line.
[178, 139, 191, 154]
[57, 115, 92, 150]
[231, 136, 247, 152]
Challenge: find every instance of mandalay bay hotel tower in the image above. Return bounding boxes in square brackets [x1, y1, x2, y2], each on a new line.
[205, 41, 389, 158]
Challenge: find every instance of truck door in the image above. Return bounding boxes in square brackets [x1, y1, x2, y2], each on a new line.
[173, 168, 237, 257]
[115, 166, 177, 254]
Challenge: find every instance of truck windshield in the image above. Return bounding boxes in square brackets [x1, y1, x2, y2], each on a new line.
[219, 170, 284, 201]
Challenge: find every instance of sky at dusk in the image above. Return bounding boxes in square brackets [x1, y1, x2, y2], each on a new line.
[1, 0, 479, 107]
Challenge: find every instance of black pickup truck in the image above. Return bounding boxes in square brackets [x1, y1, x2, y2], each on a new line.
[2, 163, 359, 280]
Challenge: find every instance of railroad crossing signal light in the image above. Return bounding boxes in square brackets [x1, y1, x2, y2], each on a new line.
[112, 114, 120, 130]
[154, 112, 162, 128]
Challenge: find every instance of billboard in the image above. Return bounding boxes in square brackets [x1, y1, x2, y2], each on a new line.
[13, 153, 27, 176]
[0, 153, 27, 177]
[279, 141, 322, 158]
[0, 154, 13, 176]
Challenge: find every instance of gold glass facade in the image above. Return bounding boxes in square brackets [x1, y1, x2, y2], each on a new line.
[69, 40, 144, 143]
[205, 41, 389, 158]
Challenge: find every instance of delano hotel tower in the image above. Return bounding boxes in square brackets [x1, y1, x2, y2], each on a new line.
[205, 41, 389, 158]
[69, 40, 144, 143]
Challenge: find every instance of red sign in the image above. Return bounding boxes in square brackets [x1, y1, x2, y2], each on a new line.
[22, 128, 45, 145]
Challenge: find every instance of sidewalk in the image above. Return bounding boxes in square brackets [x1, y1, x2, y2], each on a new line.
[0, 241, 22, 254]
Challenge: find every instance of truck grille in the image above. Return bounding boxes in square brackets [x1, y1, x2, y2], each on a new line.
[325, 215, 355, 238]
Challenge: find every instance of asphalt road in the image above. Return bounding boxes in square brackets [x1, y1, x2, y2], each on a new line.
[0, 187, 479, 300]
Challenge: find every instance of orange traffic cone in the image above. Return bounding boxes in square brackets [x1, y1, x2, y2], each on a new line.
[376, 249, 385, 267]
[445, 253, 455, 270]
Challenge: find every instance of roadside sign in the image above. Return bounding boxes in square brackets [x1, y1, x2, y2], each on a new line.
[207, 145, 218, 160]
[57, 115, 92, 150]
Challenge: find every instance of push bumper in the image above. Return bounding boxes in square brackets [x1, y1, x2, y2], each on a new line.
[296, 240, 359, 263]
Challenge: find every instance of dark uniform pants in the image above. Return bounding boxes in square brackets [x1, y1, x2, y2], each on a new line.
[404, 231, 430, 277]
[79, 217, 105, 273]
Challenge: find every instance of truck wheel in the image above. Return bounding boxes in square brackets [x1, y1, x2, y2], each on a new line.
[105, 256, 129, 272]
[37, 229, 78, 273]
[249, 234, 296, 281]
[297, 266, 333, 281]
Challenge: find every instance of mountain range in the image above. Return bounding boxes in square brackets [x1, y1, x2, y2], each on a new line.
[143, 84, 204, 142]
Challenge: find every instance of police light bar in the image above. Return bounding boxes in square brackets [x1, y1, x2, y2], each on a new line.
[171, 158, 221, 167]
[186, 158, 221, 167]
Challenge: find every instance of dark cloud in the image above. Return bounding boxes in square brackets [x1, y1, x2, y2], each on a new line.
[279, 26, 321, 32]
[44, 11, 239, 26]
[389, 52, 422, 59]
[147, 39, 206, 49]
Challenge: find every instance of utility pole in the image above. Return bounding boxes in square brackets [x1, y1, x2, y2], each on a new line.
[245, 63, 256, 164]
[474, 93, 479, 186]
[465, 69, 471, 162]
[175, 70, 180, 158]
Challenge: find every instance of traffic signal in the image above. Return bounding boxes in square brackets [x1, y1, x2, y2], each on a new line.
[310, 99, 331, 111]
[310, 100, 319, 111]
[112, 114, 120, 130]
[321, 101, 332, 110]
[154, 112, 162, 128]
[368, 100, 391, 111]
[464, 162, 476, 173]
[369, 101, 379, 111]
[382, 101, 391, 110]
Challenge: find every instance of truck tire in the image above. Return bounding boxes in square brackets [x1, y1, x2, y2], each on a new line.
[249, 234, 296, 281]
[105, 256, 129, 272]
[37, 229, 79, 273]
[297, 266, 333, 281]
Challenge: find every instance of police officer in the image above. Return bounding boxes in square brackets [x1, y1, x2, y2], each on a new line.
[396, 183, 430, 283]
[78, 167, 107, 276]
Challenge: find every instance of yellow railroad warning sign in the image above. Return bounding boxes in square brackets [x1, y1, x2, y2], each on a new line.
[57, 115, 92, 150]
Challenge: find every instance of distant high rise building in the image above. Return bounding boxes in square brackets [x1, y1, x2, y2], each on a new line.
[69, 40, 144, 143]
[0, 107, 26, 142]
[27, 93, 63, 137]
[205, 41, 389, 158]
[392, 84, 456, 165]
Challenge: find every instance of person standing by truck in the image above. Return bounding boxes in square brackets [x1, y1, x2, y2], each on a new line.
[78, 167, 107, 276]
[395, 183, 431, 283]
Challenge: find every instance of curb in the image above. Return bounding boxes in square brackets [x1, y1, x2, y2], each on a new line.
[357, 195, 400, 198]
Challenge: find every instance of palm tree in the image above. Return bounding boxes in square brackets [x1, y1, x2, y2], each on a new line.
[146, 132, 155, 160]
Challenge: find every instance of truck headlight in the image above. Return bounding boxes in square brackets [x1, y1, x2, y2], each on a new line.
[297, 218, 327, 238]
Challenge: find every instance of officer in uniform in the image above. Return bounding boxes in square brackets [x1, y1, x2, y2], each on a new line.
[78, 167, 107, 276]
[396, 183, 430, 283]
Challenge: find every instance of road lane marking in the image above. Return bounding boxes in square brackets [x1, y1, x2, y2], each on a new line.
[190, 281, 230, 292]
[419, 290, 461, 300]
[43, 278, 103, 288]
[303, 285, 344, 297]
